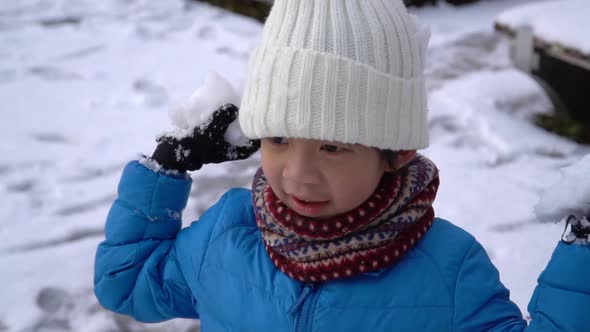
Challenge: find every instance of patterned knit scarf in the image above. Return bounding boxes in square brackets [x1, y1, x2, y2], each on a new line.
[252, 154, 440, 283]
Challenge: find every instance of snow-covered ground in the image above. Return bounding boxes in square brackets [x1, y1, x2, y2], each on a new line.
[1, 0, 588, 330]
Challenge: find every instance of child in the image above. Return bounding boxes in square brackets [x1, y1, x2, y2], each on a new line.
[94, 0, 590, 330]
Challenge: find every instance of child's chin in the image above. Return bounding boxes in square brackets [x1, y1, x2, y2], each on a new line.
[299, 208, 337, 220]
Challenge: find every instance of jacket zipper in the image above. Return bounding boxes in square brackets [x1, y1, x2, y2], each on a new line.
[289, 283, 318, 332]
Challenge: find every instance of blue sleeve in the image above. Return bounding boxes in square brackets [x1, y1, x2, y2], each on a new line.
[527, 241, 590, 331]
[453, 239, 590, 332]
[94, 160, 197, 323]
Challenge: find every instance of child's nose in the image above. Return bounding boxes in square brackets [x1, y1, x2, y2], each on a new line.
[282, 152, 321, 185]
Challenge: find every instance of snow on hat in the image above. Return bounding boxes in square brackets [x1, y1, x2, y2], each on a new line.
[239, 0, 431, 150]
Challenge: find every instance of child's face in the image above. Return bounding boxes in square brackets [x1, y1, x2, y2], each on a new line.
[260, 137, 389, 219]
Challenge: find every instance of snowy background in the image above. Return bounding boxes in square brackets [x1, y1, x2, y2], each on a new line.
[1, 0, 589, 331]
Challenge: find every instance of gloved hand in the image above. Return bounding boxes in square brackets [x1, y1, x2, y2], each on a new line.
[562, 215, 590, 244]
[151, 104, 260, 172]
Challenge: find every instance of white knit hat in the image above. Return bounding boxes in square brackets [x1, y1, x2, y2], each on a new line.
[239, 0, 431, 150]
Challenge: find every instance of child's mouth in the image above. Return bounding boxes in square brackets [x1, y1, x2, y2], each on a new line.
[290, 195, 330, 216]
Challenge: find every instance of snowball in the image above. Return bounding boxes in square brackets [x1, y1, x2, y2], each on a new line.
[168, 70, 240, 132]
[534, 154, 590, 223]
[163, 70, 252, 146]
[224, 119, 251, 147]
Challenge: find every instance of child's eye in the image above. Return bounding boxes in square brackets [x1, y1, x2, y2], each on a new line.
[321, 144, 345, 153]
[269, 137, 287, 145]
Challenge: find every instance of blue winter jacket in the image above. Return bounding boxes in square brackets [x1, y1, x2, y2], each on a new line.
[94, 161, 590, 331]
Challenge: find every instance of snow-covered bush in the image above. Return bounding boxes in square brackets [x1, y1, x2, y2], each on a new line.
[192, 0, 485, 23]
[405, 0, 481, 6]
[193, 0, 271, 23]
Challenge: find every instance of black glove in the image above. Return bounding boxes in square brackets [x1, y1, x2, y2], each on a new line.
[562, 215, 590, 244]
[151, 104, 260, 172]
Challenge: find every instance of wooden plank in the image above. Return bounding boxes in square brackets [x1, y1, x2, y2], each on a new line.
[495, 22, 590, 64]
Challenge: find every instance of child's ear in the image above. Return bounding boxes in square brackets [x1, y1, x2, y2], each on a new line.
[384, 150, 417, 172]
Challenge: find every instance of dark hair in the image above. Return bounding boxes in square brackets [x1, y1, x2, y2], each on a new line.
[379, 149, 399, 169]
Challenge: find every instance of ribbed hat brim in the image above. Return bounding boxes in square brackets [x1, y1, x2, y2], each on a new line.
[239, 46, 429, 150]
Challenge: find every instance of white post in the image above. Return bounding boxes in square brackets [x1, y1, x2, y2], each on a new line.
[512, 25, 536, 72]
